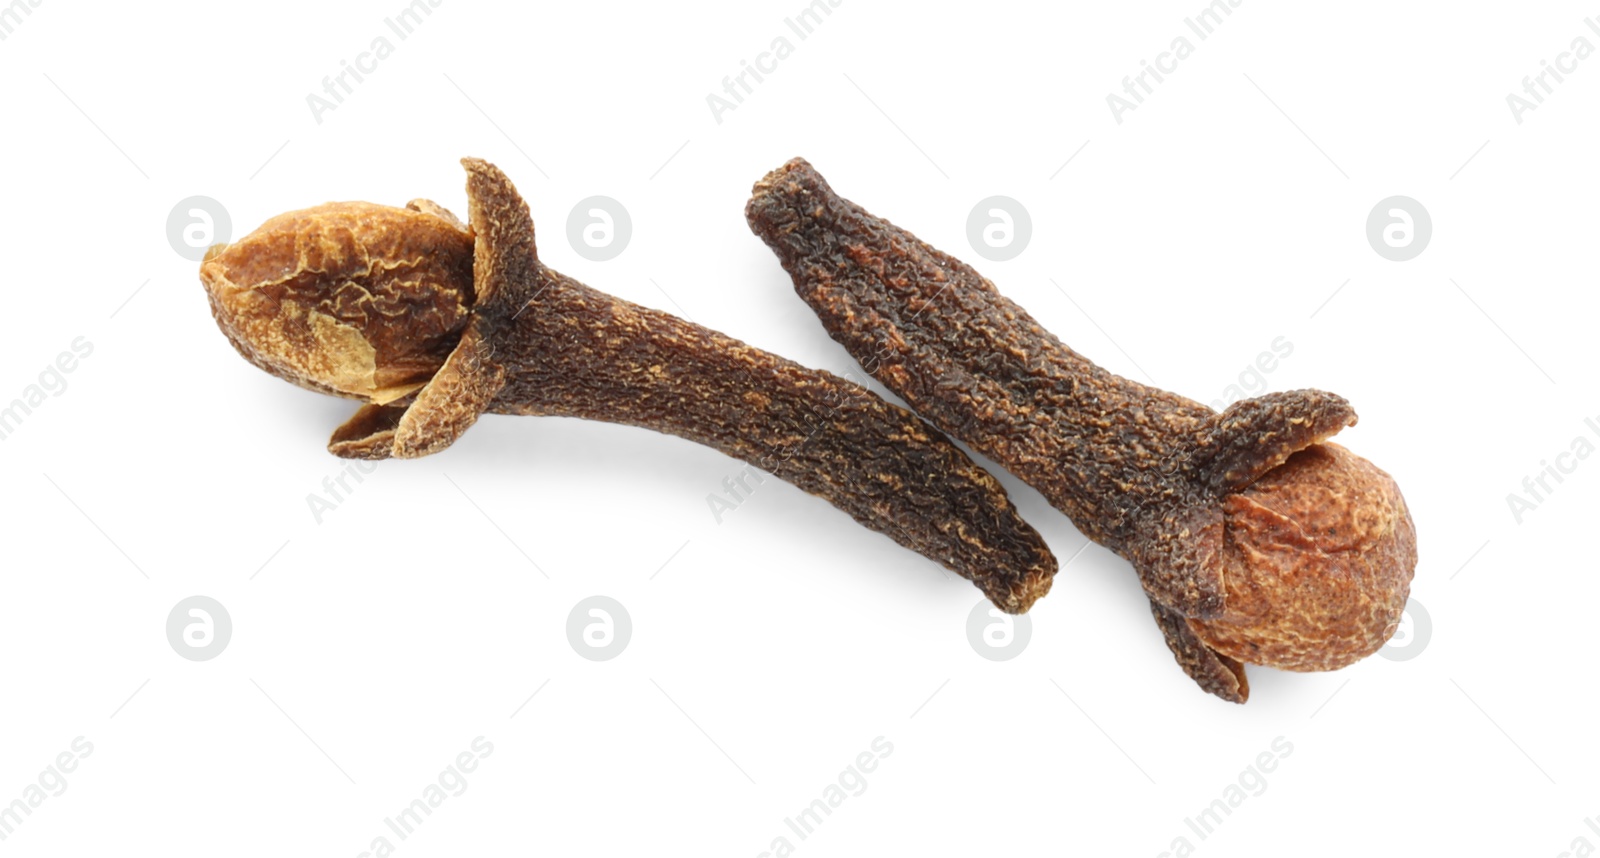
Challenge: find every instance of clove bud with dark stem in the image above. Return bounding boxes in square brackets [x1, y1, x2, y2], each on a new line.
[199, 158, 1058, 613]
[746, 157, 1418, 702]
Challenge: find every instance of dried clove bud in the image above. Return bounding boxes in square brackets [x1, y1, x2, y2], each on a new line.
[200, 202, 475, 405]
[746, 157, 1418, 702]
[200, 159, 1058, 613]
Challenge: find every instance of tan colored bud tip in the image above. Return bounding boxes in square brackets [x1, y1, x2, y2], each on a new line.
[1189, 443, 1417, 672]
[199, 202, 475, 404]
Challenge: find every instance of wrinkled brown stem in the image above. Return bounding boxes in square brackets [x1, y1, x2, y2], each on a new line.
[482, 264, 1059, 612]
[750, 171, 1210, 550]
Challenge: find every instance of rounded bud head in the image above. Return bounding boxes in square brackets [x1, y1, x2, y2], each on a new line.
[1190, 443, 1417, 671]
[199, 202, 475, 404]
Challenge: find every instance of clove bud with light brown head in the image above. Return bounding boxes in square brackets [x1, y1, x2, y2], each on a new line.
[199, 159, 1058, 613]
[746, 157, 1418, 702]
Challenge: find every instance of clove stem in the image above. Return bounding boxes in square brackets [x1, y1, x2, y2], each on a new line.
[201, 159, 1058, 612]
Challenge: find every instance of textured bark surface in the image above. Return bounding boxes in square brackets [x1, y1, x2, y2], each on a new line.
[746, 157, 1418, 702]
[487, 262, 1056, 612]
[1149, 601, 1247, 702]
[459, 158, 1057, 613]
[747, 162, 1223, 547]
[199, 160, 1058, 613]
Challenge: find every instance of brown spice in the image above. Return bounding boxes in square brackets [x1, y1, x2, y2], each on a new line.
[746, 157, 1418, 702]
[200, 202, 475, 405]
[200, 158, 1058, 613]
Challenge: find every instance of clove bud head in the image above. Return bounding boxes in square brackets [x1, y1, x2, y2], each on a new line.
[1191, 443, 1416, 672]
[199, 202, 475, 404]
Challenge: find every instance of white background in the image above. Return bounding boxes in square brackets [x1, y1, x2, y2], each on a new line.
[1, 1, 1596, 855]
